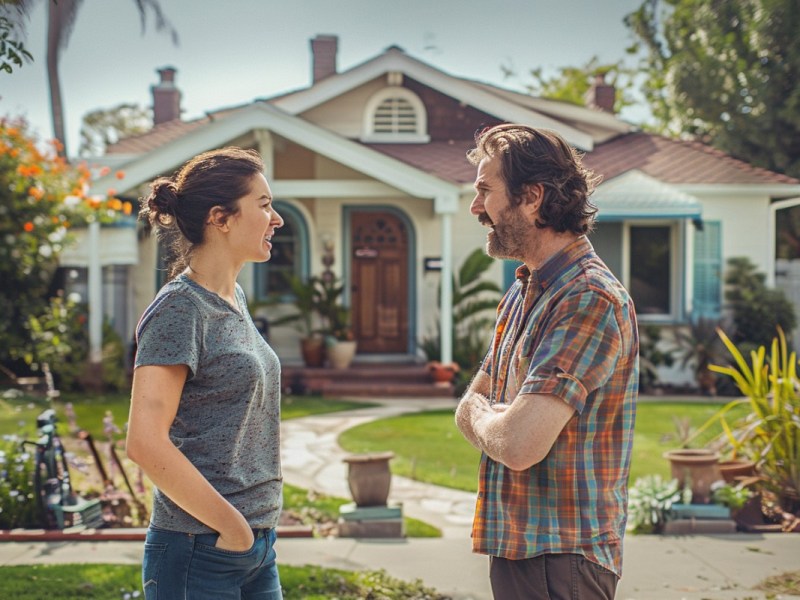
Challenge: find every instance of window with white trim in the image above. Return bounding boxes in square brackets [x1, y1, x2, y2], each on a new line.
[361, 86, 430, 143]
[625, 222, 680, 320]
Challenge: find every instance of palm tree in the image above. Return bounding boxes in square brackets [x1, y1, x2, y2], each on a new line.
[7, 0, 177, 157]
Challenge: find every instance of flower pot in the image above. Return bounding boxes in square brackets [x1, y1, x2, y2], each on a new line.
[327, 340, 357, 369]
[343, 452, 394, 507]
[300, 337, 325, 368]
[663, 448, 721, 504]
[718, 459, 757, 484]
[428, 362, 458, 387]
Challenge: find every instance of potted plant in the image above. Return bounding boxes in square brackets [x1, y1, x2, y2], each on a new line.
[268, 274, 326, 367]
[315, 275, 357, 369]
[662, 416, 722, 504]
[700, 327, 800, 516]
[427, 361, 460, 386]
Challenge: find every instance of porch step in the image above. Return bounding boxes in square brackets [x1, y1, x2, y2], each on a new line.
[281, 363, 456, 398]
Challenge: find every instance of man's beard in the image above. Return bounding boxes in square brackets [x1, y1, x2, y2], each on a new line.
[485, 207, 528, 261]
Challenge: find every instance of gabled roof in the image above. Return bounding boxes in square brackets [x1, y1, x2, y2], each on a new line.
[93, 102, 460, 211]
[272, 47, 596, 150]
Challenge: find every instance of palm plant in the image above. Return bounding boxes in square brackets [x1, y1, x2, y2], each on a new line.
[696, 328, 800, 512]
[419, 249, 502, 373]
[8, 0, 177, 156]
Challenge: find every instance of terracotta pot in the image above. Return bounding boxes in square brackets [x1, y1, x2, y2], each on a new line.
[343, 451, 394, 507]
[428, 363, 457, 386]
[327, 340, 357, 369]
[300, 337, 325, 367]
[663, 448, 721, 504]
[718, 459, 757, 484]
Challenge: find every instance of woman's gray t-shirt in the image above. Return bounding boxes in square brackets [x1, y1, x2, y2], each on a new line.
[134, 274, 282, 533]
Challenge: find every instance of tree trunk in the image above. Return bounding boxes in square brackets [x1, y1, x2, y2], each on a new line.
[46, 1, 69, 157]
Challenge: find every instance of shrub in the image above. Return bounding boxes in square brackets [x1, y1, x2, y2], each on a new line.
[627, 474, 684, 533]
[0, 436, 39, 529]
[725, 257, 796, 350]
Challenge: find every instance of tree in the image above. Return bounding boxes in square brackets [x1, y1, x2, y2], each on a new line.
[0, 117, 130, 379]
[502, 56, 638, 115]
[724, 256, 796, 349]
[8, 0, 176, 157]
[626, 0, 800, 177]
[0, 3, 33, 73]
[78, 102, 151, 157]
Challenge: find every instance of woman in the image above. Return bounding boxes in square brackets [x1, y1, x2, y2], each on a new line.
[127, 147, 285, 599]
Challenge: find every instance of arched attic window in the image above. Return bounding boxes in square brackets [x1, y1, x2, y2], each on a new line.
[361, 86, 430, 143]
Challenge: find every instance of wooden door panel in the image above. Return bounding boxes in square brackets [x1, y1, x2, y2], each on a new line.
[351, 212, 409, 353]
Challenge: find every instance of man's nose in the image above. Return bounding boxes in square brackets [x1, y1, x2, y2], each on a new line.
[470, 194, 484, 215]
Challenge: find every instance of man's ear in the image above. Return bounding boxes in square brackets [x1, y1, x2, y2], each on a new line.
[207, 206, 230, 232]
[522, 183, 544, 216]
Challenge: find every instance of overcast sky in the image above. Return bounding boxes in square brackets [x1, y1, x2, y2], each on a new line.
[1, 0, 646, 156]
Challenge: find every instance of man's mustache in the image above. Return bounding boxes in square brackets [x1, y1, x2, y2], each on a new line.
[478, 214, 494, 227]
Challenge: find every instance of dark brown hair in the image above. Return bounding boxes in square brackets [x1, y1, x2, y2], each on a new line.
[140, 147, 264, 279]
[467, 124, 601, 234]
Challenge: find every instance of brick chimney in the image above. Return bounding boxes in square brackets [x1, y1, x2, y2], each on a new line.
[151, 66, 182, 125]
[584, 74, 616, 114]
[310, 35, 338, 84]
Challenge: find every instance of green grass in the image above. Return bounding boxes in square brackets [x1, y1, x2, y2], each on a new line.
[338, 399, 749, 492]
[0, 563, 449, 599]
[0, 392, 372, 441]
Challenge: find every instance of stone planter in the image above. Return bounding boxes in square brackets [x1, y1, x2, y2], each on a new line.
[427, 362, 458, 387]
[343, 452, 394, 507]
[663, 448, 721, 504]
[327, 340, 357, 369]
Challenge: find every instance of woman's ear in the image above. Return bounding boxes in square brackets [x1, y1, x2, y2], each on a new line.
[207, 206, 230, 232]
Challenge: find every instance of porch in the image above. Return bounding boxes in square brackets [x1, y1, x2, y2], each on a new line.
[280, 362, 456, 398]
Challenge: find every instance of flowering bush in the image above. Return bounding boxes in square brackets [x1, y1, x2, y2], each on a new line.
[0, 435, 39, 529]
[0, 117, 130, 378]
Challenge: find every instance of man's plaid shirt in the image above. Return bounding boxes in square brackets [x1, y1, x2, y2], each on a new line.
[472, 236, 638, 577]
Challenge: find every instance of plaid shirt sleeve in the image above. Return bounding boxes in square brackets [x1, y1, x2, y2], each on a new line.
[519, 286, 622, 414]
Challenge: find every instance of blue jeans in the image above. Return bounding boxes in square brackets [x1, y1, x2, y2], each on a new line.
[142, 525, 283, 599]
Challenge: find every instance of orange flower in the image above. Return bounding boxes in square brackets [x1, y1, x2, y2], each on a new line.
[122, 202, 133, 215]
[99, 166, 111, 177]
[28, 186, 44, 200]
[23, 222, 34, 232]
[108, 199, 123, 211]
[106, 188, 116, 197]
[115, 170, 125, 180]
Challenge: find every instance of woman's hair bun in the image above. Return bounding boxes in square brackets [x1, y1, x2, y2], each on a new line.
[146, 178, 179, 216]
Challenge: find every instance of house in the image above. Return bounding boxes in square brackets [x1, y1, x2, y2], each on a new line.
[73, 35, 800, 385]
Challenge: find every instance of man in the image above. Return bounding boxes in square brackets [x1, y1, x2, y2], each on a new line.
[455, 124, 638, 599]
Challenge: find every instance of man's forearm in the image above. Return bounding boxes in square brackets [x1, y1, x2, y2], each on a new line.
[455, 390, 491, 450]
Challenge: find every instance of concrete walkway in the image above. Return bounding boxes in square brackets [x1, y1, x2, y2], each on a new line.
[1, 396, 799, 599]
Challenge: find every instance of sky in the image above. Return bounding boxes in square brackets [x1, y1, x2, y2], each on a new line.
[0, 0, 646, 157]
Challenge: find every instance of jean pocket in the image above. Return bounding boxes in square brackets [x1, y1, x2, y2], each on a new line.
[142, 541, 167, 599]
[195, 533, 258, 558]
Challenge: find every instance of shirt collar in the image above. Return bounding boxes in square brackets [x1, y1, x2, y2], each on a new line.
[514, 236, 594, 293]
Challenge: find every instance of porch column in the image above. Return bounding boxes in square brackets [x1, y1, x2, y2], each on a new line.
[440, 211, 453, 365]
[254, 129, 274, 180]
[87, 220, 103, 364]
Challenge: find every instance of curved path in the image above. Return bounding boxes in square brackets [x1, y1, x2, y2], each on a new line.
[280, 396, 477, 538]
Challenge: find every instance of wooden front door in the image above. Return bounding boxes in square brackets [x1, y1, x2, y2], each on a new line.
[350, 211, 409, 353]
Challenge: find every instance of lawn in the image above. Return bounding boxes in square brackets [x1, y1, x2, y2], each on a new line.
[338, 398, 749, 492]
[0, 563, 448, 599]
[0, 390, 370, 441]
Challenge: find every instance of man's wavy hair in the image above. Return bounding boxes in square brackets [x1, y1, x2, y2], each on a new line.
[467, 124, 601, 234]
